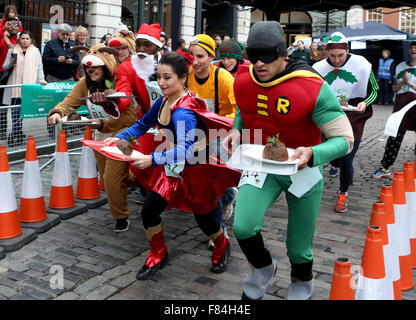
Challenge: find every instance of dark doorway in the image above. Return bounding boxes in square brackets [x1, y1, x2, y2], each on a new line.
[202, 0, 236, 38]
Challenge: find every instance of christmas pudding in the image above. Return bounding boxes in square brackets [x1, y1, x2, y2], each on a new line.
[67, 112, 82, 121]
[263, 133, 288, 162]
[116, 139, 133, 156]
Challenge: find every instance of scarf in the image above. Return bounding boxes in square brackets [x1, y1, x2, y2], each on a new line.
[11, 44, 39, 98]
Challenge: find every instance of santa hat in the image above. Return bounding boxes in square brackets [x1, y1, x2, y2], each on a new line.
[136, 23, 162, 48]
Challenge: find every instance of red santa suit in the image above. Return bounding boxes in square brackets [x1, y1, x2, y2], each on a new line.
[114, 55, 152, 118]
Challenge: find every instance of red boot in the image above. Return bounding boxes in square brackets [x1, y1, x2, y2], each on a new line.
[211, 230, 231, 273]
[136, 224, 169, 280]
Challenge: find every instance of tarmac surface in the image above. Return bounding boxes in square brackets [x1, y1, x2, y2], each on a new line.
[0, 103, 416, 301]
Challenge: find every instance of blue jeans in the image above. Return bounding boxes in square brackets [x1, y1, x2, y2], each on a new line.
[213, 138, 237, 231]
[10, 98, 22, 134]
[331, 139, 361, 193]
[214, 187, 236, 231]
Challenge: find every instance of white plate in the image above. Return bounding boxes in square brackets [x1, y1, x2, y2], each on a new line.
[341, 105, 358, 112]
[61, 115, 93, 125]
[227, 144, 299, 176]
[100, 146, 144, 159]
[243, 145, 298, 164]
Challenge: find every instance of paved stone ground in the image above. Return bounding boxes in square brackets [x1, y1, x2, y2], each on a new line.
[0, 103, 415, 301]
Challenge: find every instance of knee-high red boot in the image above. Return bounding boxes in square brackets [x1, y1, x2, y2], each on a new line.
[211, 228, 230, 273]
[136, 223, 169, 280]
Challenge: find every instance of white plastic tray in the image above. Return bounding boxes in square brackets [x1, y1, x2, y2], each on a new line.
[61, 115, 94, 125]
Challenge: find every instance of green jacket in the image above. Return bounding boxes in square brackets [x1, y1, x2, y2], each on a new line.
[292, 49, 309, 63]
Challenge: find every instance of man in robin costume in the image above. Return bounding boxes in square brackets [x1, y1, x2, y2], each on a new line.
[221, 21, 354, 300]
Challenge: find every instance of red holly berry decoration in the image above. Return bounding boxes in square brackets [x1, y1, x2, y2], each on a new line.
[87, 61, 92, 66]
[334, 69, 339, 74]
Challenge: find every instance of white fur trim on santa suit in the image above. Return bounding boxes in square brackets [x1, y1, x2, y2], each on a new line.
[135, 33, 162, 48]
[81, 55, 105, 67]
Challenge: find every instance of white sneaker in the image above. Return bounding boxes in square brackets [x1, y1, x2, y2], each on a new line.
[223, 187, 238, 221]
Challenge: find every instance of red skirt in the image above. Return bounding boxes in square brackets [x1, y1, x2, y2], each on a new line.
[129, 154, 241, 215]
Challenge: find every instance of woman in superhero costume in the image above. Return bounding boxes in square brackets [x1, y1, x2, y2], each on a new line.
[104, 51, 241, 280]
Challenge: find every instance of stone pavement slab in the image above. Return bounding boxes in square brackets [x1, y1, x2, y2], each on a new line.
[0, 104, 415, 301]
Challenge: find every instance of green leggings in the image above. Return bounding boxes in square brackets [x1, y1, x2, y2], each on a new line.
[233, 172, 323, 264]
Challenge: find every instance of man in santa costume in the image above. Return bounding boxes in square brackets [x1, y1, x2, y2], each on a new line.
[99, 23, 163, 120]
[313, 32, 379, 213]
[91, 23, 164, 212]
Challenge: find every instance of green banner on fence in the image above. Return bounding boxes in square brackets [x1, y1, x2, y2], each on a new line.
[20, 82, 89, 119]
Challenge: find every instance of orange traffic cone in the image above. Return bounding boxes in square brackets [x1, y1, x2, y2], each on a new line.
[403, 162, 416, 268]
[76, 127, 99, 200]
[0, 145, 36, 251]
[47, 131, 88, 220]
[98, 179, 105, 191]
[19, 137, 60, 233]
[355, 226, 389, 300]
[75, 127, 107, 209]
[49, 131, 75, 209]
[0, 145, 21, 239]
[369, 201, 394, 300]
[329, 257, 355, 300]
[19, 137, 47, 222]
[380, 185, 402, 300]
[392, 171, 414, 291]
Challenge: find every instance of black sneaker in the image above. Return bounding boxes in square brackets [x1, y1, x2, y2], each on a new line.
[114, 218, 130, 233]
[135, 189, 147, 205]
[328, 166, 339, 177]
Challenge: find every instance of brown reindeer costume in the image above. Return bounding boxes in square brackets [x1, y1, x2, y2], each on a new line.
[48, 43, 139, 230]
[108, 30, 136, 53]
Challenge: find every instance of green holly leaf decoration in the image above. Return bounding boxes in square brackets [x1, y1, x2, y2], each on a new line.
[323, 71, 338, 85]
[409, 35, 416, 40]
[267, 133, 280, 146]
[322, 35, 343, 43]
[105, 80, 115, 89]
[324, 69, 358, 85]
[67, 107, 77, 114]
[127, 136, 140, 146]
[397, 68, 416, 79]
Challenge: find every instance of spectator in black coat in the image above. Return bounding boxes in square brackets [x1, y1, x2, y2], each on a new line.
[42, 23, 79, 82]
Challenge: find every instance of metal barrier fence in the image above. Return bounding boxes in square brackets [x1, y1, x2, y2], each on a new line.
[0, 83, 85, 165]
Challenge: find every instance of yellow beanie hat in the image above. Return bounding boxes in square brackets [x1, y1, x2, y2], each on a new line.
[189, 34, 216, 57]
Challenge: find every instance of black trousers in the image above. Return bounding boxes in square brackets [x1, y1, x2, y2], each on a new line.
[141, 191, 220, 236]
